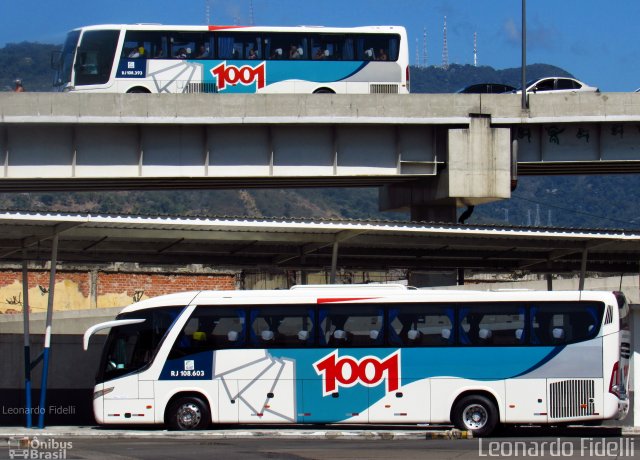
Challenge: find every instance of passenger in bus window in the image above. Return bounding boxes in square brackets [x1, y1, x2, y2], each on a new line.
[128, 46, 145, 58]
[195, 45, 209, 59]
[248, 48, 258, 59]
[377, 48, 388, 60]
[176, 48, 188, 59]
[270, 48, 283, 59]
[314, 48, 326, 60]
[289, 44, 301, 59]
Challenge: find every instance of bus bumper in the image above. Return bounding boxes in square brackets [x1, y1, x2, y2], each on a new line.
[616, 397, 630, 420]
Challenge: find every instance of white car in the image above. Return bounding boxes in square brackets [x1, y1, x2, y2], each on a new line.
[516, 77, 599, 94]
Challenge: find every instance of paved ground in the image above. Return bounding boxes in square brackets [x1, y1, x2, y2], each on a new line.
[0, 427, 640, 460]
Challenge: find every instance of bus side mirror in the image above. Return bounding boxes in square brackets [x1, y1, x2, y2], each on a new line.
[51, 51, 62, 69]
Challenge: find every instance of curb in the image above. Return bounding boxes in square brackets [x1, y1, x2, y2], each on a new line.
[0, 427, 468, 441]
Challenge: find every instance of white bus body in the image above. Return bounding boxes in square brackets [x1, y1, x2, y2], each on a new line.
[84, 286, 630, 436]
[53, 24, 409, 95]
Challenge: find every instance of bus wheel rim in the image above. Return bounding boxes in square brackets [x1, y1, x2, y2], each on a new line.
[462, 404, 488, 430]
[177, 402, 202, 429]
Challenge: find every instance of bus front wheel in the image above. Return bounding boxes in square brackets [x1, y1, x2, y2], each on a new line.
[167, 396, 210, 430]
[452, 395, 498, 437]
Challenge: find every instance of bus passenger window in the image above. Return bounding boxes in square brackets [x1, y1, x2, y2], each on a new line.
[321, 306, 383, 347]
[356, 34, 399, 61]
[390, 304, 453, 346]
[167, 307, 245, 358]
[122, 31, 166, 61]
[459, 304, 524, 346]
[250, 306, 314, 347]
[531, 302, 604, 345]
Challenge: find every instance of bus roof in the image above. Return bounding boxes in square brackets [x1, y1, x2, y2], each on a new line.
[118, 286, 618, 315]
[72, 24, 407, 35]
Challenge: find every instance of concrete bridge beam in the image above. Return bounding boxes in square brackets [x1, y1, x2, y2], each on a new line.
[380, 115, 512, 221]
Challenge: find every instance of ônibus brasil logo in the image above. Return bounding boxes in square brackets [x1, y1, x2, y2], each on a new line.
[313, 350, 401, 396]
[211, 61, 266, 91]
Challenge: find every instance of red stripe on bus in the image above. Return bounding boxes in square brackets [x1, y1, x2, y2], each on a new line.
[208, 25, 248, 31]
[317, 297, 376, 304]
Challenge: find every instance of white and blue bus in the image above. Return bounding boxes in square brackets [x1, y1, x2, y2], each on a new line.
[53, 24, 409, 94]
[83, 285, 630, 436]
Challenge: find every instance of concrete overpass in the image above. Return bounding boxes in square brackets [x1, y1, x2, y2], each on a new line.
[2, 92, 640, 220]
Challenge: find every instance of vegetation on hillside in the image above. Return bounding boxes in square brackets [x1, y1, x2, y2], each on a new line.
[0, 42, 58, 91]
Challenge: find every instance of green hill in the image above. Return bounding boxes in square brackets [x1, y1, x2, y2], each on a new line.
[0, 42, 59, 91]
[0, 41, 636, 229]
[410, 63, 573, 93]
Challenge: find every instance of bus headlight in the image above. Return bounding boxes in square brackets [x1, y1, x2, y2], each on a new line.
[94, 387, 114, 400]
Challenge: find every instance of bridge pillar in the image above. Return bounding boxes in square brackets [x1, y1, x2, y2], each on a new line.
[380, 115, 512, 222]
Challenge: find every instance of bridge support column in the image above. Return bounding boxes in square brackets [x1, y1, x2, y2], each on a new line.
[380, 115, 512, 223]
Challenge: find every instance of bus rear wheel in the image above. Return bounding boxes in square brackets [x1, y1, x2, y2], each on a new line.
[452, 395, 498, 437]
[167, 396, 210, 430]
[126, 87, 150, 93]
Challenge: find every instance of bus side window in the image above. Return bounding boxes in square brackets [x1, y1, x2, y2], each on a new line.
[390, 305, 453, 347]
[250, 306, 314, 347]
[356, 34, 399, 61]
[122, 31, 166, 60]
[460, 304, 524, 346]
[531, 302, 604, 345]
[167, 307, 245, 358]
[321, 306, 383, 347]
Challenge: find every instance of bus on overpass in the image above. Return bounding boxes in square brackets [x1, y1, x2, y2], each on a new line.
[52, 24, 409, 95]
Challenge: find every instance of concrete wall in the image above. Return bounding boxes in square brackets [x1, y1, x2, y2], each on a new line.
[0, 334, 105, 426]
[448, 274, 639, 304]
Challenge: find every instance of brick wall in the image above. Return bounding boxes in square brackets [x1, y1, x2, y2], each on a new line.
[0, 269, 236, 314]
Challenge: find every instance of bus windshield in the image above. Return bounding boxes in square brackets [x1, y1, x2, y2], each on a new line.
[97, 306, 183, 383]
[74, 29, 120, 86]
[53, 30, 81, 87]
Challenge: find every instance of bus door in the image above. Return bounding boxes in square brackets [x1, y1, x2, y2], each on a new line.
[302, 353, 370, 423]
[301, 306, 386, 423]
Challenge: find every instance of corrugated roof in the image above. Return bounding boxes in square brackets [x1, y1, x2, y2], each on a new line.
[0, 210, 638, 274]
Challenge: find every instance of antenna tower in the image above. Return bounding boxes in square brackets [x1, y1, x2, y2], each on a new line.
[422, 27, 427, 67]
[415, 38, 419, 66]
[249, 0, 255, 26]
[473, 32, 477, 67]
[205, 0, 211, 24]
[442, 16, 449, 69]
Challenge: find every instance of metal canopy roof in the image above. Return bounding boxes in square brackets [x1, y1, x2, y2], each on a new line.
[0, 211, 639, 274]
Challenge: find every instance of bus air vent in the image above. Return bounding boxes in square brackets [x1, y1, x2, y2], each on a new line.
[604, 305, 613, 324]
[185, 82, 218, 94]
[370, 84, 399, 94]
[621, 342, 631, 359]
[549, 379, 595, 419]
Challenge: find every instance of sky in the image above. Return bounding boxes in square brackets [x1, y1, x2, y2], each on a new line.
[1, 0, 640, 91]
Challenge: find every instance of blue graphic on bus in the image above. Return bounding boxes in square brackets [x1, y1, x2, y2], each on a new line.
[116, 59, 146, 78]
